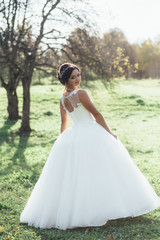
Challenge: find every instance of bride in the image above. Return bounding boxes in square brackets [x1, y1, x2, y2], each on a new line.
[20, 62, 160, 230]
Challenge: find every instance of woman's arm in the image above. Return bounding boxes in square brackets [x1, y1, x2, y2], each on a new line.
[78, 90, 117, 139]
[60, 100, 68, 133]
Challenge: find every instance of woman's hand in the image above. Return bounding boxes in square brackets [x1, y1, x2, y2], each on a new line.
[110, 131, 118, 140]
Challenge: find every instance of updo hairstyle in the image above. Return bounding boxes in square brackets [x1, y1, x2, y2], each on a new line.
[57, 63, 80, 85]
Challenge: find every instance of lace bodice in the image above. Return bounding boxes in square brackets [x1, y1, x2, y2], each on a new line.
[61, 89, 95, 125]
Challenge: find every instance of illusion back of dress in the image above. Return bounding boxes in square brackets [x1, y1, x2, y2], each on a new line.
[61, 89, 95, 125]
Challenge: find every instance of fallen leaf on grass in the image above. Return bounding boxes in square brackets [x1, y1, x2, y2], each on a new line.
[108, 233, 115, 240]
[15, 226, 19, 229]
[85, 227, 90, 233]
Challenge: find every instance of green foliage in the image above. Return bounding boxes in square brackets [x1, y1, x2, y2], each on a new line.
[0, 79, 160, 239]
[43, 111, 53, 116]
[136, 99, 145, 105]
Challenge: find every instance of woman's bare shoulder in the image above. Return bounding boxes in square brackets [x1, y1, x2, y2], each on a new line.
[77, 88, 88, 96]
[77, 89, 91, 104]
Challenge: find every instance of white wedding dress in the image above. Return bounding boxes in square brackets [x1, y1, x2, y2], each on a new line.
[20, 89, 160, 230]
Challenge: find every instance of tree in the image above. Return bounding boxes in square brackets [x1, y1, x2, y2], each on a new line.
[0, 1, 24, 119]
[0, 0, 90, 133]
[61, 28, 104, 79]
[101, 29, 137, 79]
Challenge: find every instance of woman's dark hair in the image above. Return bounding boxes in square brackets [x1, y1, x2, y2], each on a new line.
[57, 63, 80, 85]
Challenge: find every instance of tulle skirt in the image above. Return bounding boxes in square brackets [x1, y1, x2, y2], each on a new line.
[20, 121, 160, 230]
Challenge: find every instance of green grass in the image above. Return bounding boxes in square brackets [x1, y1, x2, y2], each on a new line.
[0, 78, 160, 240]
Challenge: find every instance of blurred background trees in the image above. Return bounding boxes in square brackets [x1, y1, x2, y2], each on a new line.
[61, 28, 160, 81]
[133, 40, 160, 79]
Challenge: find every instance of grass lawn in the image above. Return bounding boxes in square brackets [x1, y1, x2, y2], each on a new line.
[0, 78, 160, 240]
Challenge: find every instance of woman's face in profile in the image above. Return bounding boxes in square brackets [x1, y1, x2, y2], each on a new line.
[67, 69, 81, 88]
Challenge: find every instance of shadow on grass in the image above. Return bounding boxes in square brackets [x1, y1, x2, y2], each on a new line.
[0, 118, 17, 144]
[10, 133, 30, 167]
[0, 118, 32, 175]
[0, 139, 32, 176]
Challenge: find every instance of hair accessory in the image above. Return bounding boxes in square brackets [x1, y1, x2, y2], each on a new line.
[59, 67, 70, 79]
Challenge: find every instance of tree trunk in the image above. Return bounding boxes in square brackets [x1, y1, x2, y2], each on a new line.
[7, 88, 21, 120]
[125, 68, 129, 80]
[19, 78, 32, 133]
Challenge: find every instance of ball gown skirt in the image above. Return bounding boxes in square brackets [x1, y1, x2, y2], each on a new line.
[20, 89, 160, 230]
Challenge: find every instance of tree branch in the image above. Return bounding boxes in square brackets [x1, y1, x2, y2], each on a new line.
[35, 67, 56, 75]
[43, 28, 61, 36]
[0, 74, 8, 90]
[35, 0, 61, 51]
